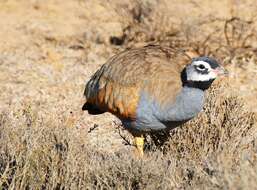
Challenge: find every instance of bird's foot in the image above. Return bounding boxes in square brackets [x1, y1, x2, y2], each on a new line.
[134, 136, 144, 157]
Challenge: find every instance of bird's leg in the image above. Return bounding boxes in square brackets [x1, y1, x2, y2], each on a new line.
[134, 135, 144, 157]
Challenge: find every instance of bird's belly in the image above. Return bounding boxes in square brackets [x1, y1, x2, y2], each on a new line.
[121, 116, 190, 134]
[122, 119, 167, 134]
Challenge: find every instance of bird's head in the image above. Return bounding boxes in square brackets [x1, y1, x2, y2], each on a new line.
[182, 57, 228, 90]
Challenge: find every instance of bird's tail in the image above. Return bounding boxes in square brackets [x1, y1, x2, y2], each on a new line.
[82, 102, 105, 115]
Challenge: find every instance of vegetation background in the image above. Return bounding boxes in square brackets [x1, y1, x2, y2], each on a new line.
[0, 0, 256, 189]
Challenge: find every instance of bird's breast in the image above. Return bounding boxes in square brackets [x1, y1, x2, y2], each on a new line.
[133, 87, 204, 131]
[157, 87, 205, 123]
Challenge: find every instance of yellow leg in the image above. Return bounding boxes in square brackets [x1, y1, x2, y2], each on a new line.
[134, 136, 144, 157]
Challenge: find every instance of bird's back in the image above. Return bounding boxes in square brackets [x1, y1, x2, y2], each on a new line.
[84, 45, 190, 120]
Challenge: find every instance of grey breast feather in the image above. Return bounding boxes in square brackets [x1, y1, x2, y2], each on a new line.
[133, 87, 205, 131]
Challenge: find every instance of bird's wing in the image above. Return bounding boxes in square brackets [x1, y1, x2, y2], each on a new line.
[84, 45, 190, 120]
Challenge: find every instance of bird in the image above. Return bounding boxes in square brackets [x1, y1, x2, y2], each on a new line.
[82, 45, 228, 156]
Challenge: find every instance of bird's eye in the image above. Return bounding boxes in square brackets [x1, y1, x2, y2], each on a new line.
[198, 64, 205, 70]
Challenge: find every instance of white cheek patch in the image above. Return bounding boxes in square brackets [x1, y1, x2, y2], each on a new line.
[186, 60, 218, 81]
[186, 71, 216, 81]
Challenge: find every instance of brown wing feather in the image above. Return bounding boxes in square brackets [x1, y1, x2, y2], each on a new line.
[84, 45, 190, 120]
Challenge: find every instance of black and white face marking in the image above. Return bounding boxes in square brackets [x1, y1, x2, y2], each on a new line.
[186, 57, 227, 82]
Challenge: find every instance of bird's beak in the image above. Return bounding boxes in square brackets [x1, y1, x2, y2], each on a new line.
[214, 66, 229, 76]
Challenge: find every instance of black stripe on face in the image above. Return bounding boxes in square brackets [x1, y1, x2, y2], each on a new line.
[192, 57, 219, 69]
[194, 65, 209, 74]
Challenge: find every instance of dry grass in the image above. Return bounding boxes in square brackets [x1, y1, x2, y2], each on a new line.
[0, 82, 256, 189]
[0, 0, 257, 189]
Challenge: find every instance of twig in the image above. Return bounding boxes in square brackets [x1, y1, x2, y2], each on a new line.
[88, 124, 99, 133]
[117, 128, 134, 146]
[113, 121, 134, 146]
